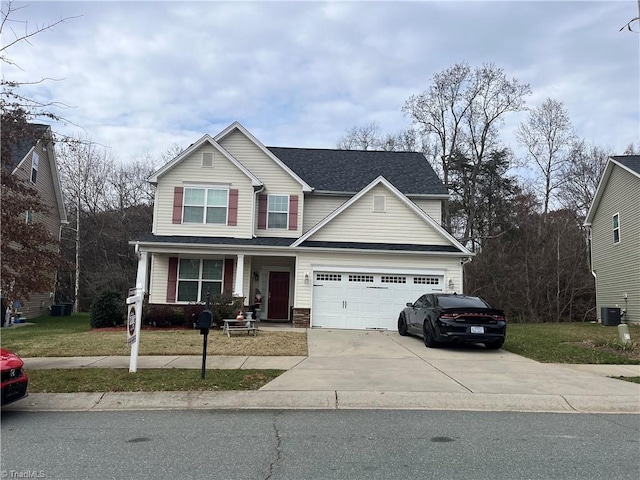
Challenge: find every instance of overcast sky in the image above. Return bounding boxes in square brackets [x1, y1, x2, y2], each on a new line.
[4, 0, 639, 165]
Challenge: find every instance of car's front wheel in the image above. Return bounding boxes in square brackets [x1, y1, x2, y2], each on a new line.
[423, 321, 439, 348]
[485, 339, 504, 350]
[398, 315, 409, 336]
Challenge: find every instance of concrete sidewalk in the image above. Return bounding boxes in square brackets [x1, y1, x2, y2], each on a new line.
[4, 329, 640, 414]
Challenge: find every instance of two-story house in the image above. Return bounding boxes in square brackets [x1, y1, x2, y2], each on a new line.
[132, 122, 472, 330]
[585, 155, 640, 324]
[1, 123, 67, 318]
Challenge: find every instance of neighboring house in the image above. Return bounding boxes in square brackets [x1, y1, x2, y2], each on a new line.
[1, 124, 67, 318]
[585, 155, 640, 324]
[132, 122, 472, 330]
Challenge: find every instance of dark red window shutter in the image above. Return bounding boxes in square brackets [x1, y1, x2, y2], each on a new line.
[172, 187, 184, 224]
[167, 257, 178, 302]
[288, 195, 299, 230]
[223, 258, 234, 294]
[228, 189, 238, 226]
[258, 194, 267, 230]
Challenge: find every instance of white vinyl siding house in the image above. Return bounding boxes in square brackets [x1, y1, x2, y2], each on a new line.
[134, 121, 471, 330]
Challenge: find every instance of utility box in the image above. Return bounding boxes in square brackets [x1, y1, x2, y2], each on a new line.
[601, 307, 621, 326]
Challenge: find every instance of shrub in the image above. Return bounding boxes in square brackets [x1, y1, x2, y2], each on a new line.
[211, 293, 244, 326]
[90, 291, 125, 328]
[144, 305, 186, 328]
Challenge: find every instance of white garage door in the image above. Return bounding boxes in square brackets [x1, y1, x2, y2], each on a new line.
[312, 271, 444, 330]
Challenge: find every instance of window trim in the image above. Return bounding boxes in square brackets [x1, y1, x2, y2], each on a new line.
[182, 186, 229, 224]
[613, 212, 620, 244]
[176, 258, 224, 303]
[267, 194, 290, 229]
[31, 152, 39, 183]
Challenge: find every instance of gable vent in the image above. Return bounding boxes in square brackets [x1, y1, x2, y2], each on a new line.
[373, 195, 386, 212]
[202, 152, 213, 167]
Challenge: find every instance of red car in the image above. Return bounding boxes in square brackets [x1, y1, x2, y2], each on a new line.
[1, 348, 29, 405]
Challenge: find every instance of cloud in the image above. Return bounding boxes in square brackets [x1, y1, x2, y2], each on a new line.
[3, 0, 638, 163]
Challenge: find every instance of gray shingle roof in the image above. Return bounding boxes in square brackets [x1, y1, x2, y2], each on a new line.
[2, 123, 50, 172]
[613, 155, 640, 175]
[135, 235, 463, 253]
[267, 147, 447, 195]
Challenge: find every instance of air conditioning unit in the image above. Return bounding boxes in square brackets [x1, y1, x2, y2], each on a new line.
[601, 307, 621, 326]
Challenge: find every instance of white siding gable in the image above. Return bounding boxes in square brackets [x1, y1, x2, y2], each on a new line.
[219, 129, 304, 237]
[154, 143, 254, 238]
[304, 183, 450, 245]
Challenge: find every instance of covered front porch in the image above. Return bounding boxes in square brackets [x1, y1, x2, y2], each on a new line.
[135, 249, 298, 324]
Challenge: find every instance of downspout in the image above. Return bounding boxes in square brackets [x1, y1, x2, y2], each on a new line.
[460, 257, 472, 293]
[587, 226, 598, 321]
[252, 185, 265, 238]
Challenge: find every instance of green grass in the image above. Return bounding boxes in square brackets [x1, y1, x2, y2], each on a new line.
[1, 313, 307, 357]
[613, 377, 640, 384]
[27, 368, 284, 393]
[503, 323, 640, 364]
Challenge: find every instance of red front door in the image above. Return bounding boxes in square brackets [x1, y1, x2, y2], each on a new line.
[268, 271, 290, 320]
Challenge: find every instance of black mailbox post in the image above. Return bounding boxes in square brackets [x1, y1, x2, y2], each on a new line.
[198, 290, 214, 379]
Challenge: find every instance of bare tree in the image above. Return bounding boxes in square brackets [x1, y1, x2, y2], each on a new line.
[516, 98, 575, 214]
[336, 121, 383, 150]
[623, 143, 640, 155]
[403, 62, 531, 232]
[559, 141, 611, 218]
[57, 137, 115, 311]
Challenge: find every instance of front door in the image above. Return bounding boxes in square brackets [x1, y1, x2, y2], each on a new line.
[268, 271, 290, 320]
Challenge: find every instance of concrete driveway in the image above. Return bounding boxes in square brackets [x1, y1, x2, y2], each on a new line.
[261, 329, 640, 399]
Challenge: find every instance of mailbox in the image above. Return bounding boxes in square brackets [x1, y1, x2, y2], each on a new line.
[197, 309, 213, 334]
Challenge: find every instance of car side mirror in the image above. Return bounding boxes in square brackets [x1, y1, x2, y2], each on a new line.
[406, 302, 413, 307]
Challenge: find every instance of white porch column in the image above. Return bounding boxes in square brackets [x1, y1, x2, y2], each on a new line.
[135, 251, 149, 294]
[234, 254, 244, 298]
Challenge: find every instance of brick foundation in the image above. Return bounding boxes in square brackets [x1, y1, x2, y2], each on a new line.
[292, 307, 310, 328]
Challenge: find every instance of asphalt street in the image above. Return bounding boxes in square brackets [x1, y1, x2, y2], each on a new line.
[2, 409, 639, 480]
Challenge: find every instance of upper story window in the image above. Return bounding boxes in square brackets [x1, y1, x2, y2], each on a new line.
[31, 152, 39, 183]
[268, 194, 289, 229]
[613, 213, 620, 244]
[183, 187, 228, 224]
[177, 258, 223, 302]
[25, 210, 33, 224]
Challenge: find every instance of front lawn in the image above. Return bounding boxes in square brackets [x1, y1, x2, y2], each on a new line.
[1, 314, 307, 357]
[27, 368, 284, 393]
[503, 322, 639, 364]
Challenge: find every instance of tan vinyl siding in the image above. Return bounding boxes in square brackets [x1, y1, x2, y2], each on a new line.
[294, 251, 463, 308]
[412, 198, 443, 225]
[12, 143, 62, 240]
[153, 145, 254, 238]
[219, 130, 304, 237]
[302, 195, 349, 232]
[591, 165, 640, 323]
[307, 184, 448, 245]
[149, 255, 169, 304]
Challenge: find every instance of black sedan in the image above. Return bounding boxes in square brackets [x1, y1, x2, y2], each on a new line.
[398, 293, 506, 349]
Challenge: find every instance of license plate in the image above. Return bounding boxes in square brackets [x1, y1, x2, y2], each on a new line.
[470, 326, 484, 334]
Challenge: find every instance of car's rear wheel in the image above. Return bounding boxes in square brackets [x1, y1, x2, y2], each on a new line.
[398, 315, 409, 336]
[423, 321, 438, 348]
[485, 339, 504, 350]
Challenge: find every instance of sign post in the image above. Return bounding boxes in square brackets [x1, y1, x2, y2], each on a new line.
[126, 285, 144, 373]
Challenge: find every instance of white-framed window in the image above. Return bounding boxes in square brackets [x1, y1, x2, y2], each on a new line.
[25, 210, 33, 224]
[31, 152, 39, 183]
[613, 213, 620, 244]
[373, 195, 386, 212]
[177, 258, 223, 302]
[183, 187, 228, 224]
[202, 152, 213, 167]
[349, 275, 374, 283]
[414, 277, 440, 285]
[316, 274, 341, 282]
[268, 194, 289, 229]
[381, 276, 406, 284]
